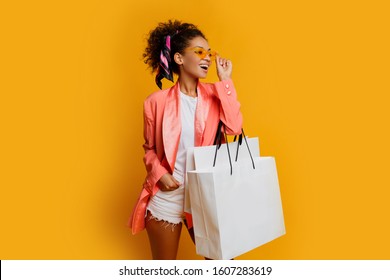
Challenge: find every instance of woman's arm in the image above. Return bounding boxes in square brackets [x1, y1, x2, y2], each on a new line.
[214, 79, 243, 135]
[212, 56, 243, 134]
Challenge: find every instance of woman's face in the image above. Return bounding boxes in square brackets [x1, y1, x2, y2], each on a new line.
[177, 36, 213, 79]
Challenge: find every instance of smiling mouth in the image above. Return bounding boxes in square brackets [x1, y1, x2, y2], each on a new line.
[200, 65, 209, 70]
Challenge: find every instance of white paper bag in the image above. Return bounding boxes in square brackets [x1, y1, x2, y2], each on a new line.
[184, 138, 260, 214]
[186, 138, 285, 259]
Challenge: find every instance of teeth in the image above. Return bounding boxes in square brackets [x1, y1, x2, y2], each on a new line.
[200, 65, 209, 70]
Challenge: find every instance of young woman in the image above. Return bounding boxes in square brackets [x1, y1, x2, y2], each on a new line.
[129, 19, 243, 259]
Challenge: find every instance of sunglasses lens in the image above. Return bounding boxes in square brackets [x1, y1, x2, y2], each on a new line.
[194, 49, 205, 58]
[191, 47, 216, 60]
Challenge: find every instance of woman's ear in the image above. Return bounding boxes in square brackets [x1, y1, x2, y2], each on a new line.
[174, 52, 183, 65]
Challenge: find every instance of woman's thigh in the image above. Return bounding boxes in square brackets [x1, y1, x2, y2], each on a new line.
[145, 211, 183, 260]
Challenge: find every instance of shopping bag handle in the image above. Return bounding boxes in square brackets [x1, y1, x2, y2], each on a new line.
[212, 121, 256, 175]
[213, 120, 224, 147]
[213, 121, 233, 175]
[233, 129, 256, 170]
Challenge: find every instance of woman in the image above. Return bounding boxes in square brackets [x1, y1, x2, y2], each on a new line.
[129, 19, 243, 259]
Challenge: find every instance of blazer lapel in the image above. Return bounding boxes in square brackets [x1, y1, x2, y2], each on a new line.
[194, 82, 210, 146]
[162, 82, 181, 172]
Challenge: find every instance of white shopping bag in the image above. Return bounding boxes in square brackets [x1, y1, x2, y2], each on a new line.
[186, 138, 285, 260]
[184, 137, 260, 214]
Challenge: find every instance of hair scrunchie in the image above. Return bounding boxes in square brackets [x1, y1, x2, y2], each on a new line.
[155, 35, 174, 89]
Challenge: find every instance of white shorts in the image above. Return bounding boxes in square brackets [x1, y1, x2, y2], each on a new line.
[146, 184, 185, 225]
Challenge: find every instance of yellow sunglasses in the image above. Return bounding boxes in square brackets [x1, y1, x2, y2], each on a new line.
[185, 47, 218, 61]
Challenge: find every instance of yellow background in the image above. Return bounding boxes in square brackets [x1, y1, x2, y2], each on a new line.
[1, 0, 389, 259]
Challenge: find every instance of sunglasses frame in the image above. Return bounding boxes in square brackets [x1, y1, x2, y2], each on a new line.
[185, 46, 218, 61]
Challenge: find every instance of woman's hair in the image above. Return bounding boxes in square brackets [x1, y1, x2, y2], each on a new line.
[143, 19, 206, 75]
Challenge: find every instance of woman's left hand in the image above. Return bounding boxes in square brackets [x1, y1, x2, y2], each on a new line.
[216, 55, 232, 81]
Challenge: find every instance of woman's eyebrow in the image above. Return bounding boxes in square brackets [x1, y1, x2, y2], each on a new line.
[195, 45, 211, 50]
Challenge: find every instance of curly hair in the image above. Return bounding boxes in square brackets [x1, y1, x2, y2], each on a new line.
[143, 19, 206, 75]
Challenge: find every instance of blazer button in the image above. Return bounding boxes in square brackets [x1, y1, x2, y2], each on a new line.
[227, 90, 231, 95]
[225, 84, 230, 89]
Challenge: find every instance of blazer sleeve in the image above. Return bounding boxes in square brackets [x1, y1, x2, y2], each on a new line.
[142, 99, 168, 193]
[212, 78, 243, 134]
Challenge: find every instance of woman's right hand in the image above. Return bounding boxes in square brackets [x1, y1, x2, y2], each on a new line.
[157, 173, 182, 192]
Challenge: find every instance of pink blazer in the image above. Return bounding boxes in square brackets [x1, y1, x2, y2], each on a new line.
[128, 78, 243, 234]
